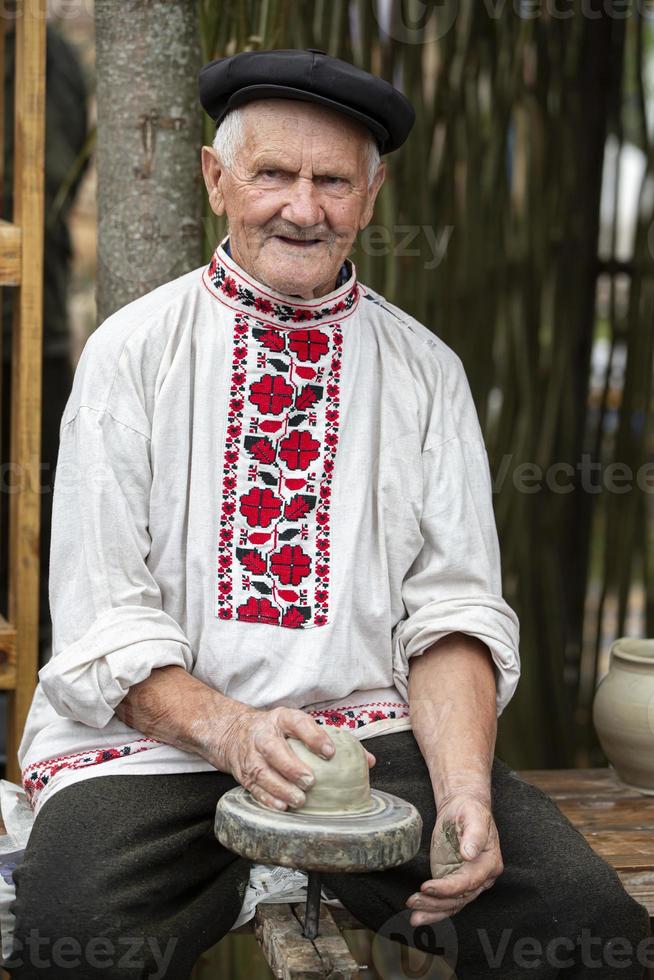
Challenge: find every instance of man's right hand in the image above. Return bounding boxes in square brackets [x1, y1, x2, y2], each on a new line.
[222, 705, 375, 811]
[115, 666, 374, 811]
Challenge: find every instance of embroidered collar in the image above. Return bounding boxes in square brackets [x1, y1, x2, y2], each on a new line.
[222, 237, 351, 289]
[202, 237, 360, 330]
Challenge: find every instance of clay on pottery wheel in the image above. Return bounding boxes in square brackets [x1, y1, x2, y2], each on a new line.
[286, 730, 374, 815]
[215, 727, 423, 870]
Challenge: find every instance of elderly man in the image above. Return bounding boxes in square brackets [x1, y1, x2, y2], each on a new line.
[5, 49, 650, 980]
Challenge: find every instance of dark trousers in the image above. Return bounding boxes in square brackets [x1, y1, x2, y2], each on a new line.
[4, 731, 651, 979]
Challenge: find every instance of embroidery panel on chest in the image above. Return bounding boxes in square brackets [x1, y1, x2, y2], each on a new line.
[216, 314, 342, 629]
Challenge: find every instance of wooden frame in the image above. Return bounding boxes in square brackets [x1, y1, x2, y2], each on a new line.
[0, 2, 46, 782]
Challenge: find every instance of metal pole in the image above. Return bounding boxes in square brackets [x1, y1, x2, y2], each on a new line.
[303, 871, 322, 939]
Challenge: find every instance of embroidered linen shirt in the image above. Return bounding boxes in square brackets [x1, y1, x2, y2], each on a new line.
[18, 240, 520, 815]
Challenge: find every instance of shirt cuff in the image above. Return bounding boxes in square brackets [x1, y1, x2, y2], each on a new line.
[39, 605, 194, 729]
[391, 594, 521, 717]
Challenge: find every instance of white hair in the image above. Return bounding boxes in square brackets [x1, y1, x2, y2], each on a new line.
[212, 105, 381, 188]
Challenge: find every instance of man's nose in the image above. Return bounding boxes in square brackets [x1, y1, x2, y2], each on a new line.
[280, 177, 325, 228]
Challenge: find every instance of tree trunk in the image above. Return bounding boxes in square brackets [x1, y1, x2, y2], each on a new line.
[95, 0, 202, 322]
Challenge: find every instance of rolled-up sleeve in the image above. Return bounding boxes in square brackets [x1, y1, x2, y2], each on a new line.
[38, 405, 194, 729]
[391, 354, 520, 717]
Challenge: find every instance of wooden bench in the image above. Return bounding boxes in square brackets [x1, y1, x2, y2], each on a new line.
[194, 767, 654, 979]
[522, 767, 654, 922]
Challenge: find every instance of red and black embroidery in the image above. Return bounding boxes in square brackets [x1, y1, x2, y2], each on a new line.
[308, 701, 410, 730]
[203, 246, 359, 329]
[206, 242, 359, 630]
[22, 737, 160, 808]
[216, 315, 343, 629]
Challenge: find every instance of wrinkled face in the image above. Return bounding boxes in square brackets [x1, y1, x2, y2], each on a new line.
[201, 100, 385, 299]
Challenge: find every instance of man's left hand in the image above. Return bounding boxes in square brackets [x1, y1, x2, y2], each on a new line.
[406, 793, 503, 927]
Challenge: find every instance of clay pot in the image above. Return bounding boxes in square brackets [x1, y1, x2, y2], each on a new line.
[286, 730, 373, 815]
[593, 637, 654, 794]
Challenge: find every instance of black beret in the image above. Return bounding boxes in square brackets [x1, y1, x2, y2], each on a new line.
[198, 48, 415, 155]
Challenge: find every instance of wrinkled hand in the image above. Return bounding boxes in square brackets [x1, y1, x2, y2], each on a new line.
[223, 706, 376, 811]
[406, 793, 503, 927]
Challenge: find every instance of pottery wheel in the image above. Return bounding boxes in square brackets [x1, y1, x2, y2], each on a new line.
[214, 731, 422, 939]
[215, 785, 422, 872]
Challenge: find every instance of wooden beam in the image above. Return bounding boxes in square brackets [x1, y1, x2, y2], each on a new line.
[6, 0, 46, 784]
[291, 902, 361, 979]
[255, 904, 327, 979]
[254, 903, 361, 979]
[0, 613, 17, 688]
[0, 220, 21, 285]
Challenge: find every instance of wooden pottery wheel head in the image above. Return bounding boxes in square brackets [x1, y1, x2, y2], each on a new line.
[214, 729, 423, 872]
[286, 730, 373, 816]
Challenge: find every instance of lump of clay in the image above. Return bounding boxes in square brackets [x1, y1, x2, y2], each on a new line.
[286, 730, 374, 815]
[430, 819, 464, 878]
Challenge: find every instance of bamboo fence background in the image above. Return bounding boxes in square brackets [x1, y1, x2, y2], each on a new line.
[198, 0, 654, 769]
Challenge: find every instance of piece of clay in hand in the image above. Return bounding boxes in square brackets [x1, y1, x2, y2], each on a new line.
[430, 819, 464, 878]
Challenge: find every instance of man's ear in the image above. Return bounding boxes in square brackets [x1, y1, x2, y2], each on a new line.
[201, 146, 227, 217]
[359, 161, 386, 231]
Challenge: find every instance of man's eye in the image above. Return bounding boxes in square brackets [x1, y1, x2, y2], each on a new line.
[259, 169, 284, 179]
[317, 175, 347, 186]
